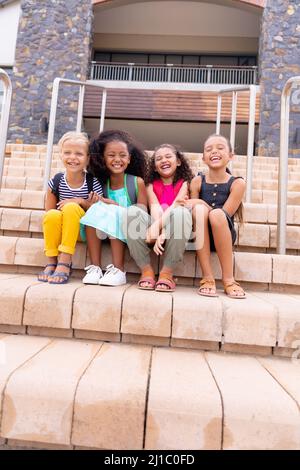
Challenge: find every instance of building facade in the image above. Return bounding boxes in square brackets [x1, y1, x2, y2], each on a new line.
[0, 0, 299, 155]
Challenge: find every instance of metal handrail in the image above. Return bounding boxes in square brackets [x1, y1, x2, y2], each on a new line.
[43, 78, 107, 191]
[277, 76, 300, 254]
[90, 62, 258, 85]
[0, 68, 12, 191]
[216, 85, 258, 202]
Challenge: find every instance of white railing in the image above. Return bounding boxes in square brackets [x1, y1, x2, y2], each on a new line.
[0, 68, 12, 191]
[216, 85, 258, 203]
[43, 78, 107, 191]
[90, 62, 258, 86]
[277, 76, 300, 254]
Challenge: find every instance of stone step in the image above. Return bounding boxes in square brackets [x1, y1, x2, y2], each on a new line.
[3, 168, 300, 193]
[0, 237, 299, 287]
[0, 273, 299, 358]
[3, 164, 300, 182]
[1, 179, 300, 203]
[0, 199, 299, 225]
[0, 208, 299, 252]
[5, 154, 300, 175]
[0, 334, 299, 450]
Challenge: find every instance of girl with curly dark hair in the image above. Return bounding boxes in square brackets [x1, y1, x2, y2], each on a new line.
[80, 129, 147, 286]
[126, 143, 193, 292]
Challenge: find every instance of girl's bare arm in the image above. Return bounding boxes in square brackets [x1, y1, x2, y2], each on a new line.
[184, 176, 211, 209]
[147, 184, 163, 221]
[136, 177, 148, 210]
[223, 178, 246, 216]
[45, 188, 58, 211]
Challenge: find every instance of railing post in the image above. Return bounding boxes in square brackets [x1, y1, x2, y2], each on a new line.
[167, 64, 173, 82]
[0, 69, 12, 191]
[76, 85, 85, 132]
[245, 85, 257, 203]
[90, 61, 96, 80]
[207, 65, 212, 84]
[216, 94, 222, 134]
[43, 77, 60, 191]
[277, 77, 300, 254]
[128, 63, 134, 81]
[230, 91, 237, 150]
[99, 89, 107, 133]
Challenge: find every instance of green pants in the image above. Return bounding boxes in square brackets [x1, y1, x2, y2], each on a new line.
[125, 206, 193, 269]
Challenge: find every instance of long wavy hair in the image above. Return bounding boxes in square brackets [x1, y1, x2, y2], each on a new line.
[88, 129, 146, 184]
[204, 134, 244, 223]
[145, 143, 193, 186]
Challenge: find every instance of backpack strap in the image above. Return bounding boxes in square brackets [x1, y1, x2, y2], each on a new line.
[125, 173, 138, 204]
[51, 172, 64, 198]
[86, 172, 94, 194]
[102, 174, 138, 203]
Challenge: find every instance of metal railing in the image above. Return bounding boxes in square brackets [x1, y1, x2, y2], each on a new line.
[216, 85, 257, 202]
[43, 78, 107, 191]
[277, 76, 300, 254]
[90, 62, 258, 86]
[0, 68, 12, 191]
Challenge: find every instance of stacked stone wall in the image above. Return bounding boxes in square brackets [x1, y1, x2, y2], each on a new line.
[8, 0, 94, 144]
[258, 0, 300, 158]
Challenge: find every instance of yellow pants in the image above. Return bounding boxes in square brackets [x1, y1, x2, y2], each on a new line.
[43, 202, 85, 257]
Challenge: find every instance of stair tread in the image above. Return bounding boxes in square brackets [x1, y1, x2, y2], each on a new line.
[0, 333, 299, 449]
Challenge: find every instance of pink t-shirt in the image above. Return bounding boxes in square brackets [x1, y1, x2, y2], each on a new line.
[152, 179, 184, 211]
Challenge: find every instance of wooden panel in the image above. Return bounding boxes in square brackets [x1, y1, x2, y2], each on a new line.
[83, 87, 260, 123]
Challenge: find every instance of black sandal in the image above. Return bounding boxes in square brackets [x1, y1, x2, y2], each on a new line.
[48, 262, 72, 285]
[37, 263, 57, 282]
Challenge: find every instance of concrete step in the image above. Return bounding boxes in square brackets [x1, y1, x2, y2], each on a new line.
[0, 236, 300, 286]
[3, 169, 300, 193]
[0, 208, 300, 252]
[0, 273, 299, 358]
[1, 179, 300, 203]
[0, 333, 299, 450]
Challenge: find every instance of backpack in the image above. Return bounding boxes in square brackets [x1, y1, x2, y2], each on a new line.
[102, 174, 138, 204]
[51, 172, 94, 199]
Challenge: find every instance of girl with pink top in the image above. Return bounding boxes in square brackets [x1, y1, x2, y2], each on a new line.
[126, 144, 193, 291]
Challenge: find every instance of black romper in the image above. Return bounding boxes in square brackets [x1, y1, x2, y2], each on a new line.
[198, 173, 243, 251]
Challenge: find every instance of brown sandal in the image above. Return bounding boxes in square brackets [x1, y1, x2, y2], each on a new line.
[223, 280, 246, 299]
[138, 269, 156, 290]
[198, 278, 218, 297]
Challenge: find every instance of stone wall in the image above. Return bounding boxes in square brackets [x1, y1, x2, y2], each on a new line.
[8, 0, 94, 143]
[258, 0, 300, 157]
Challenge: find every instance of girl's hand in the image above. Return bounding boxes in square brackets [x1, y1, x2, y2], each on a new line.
[146, 221, 161, 244]
[84, 192, 101, 209]
[100, 196, 119, 206]
[153, 231, 166, 256]
[173, 196, 189, 207]
[56, 198, 84, 210]
[183, 198, 211, 210]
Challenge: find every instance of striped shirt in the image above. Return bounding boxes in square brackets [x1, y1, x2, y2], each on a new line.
[48, 173, 103, 201]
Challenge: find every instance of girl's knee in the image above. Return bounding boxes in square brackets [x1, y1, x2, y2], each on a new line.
[209, 208, 227, 226]
[192, 204, 209, 223]
[61, 202, 82, 214]
[43, 209, 61, 223]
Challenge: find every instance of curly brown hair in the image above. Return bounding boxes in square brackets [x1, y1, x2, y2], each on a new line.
[88, 129, 146, 185]
[144, 143, 193, 186]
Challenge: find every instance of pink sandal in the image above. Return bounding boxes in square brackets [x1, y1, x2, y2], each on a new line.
[155, 273, 176, 292]
[138, 269, 156, 290]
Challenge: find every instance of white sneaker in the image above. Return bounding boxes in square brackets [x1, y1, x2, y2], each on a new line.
[99, 264, 127, 286]
[82, 265, 103, 284]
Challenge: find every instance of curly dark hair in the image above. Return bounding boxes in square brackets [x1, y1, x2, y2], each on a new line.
[88, 129, 146, 184]
[144, 143, 194, 186]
